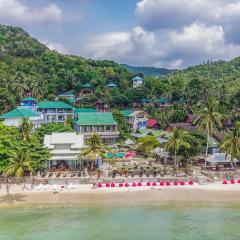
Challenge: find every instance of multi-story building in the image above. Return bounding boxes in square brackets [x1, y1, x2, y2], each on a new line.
[0, 108, 42, 128]
[44, 132, 85, 170]
[73, 112, 119, 144]
[37, 101, 74, 124]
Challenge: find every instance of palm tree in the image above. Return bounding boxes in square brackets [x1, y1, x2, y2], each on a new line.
[12, 72, 28, 99]
[18, 118, 33, 141]
[78, 133, 110, 171]
[166, 128, 190, 169]
[220, 122, 240, 167]
[4, 147, 35, 177]
[194, 101, 222, 167]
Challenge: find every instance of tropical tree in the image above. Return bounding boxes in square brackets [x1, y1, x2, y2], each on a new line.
[4, 147, 35, 177]
[137, 135, 160, 158]
[18, 118, 33, 141]
[194, 100, 222, 166]
[166, 128, 191, 169]
[78, 133, 110, 171]
[220, 122, 240, 167]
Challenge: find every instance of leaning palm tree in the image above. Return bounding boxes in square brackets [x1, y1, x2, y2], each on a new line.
[194, 101, 222, 167]
[78, 133, 110, 171]
[220, 122, 240, 167]
[18, 118, 33, 141]
[4, 147, 35, 177]
[166, 128, 190, 169]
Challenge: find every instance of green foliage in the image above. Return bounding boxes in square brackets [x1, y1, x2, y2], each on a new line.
[178, 131, 207, 162]
[78, 133, 110, 171]
[138, 135, 160, 157]
[0, 123, 49, 175]
[34, 123, 73, 143]
[169, 106, 188, 123]
[121, 64, 173, 77]
[112, 109, 130, 140]
[166, 128, 191, 168]
[220, 121, 240, 166]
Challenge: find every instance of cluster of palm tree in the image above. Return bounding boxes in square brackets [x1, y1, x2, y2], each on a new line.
[1, 72, 47, 100]
[4, 119, 35, 177]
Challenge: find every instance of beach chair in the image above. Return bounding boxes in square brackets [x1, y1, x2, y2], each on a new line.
[37, 183, 43, 191]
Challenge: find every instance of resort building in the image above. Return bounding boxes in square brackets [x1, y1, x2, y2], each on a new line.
[37, 101, 74, 124]
[79, 82, 93, 97]
[44, 132, 85, 170]
[106, 82, 117, 90]
[58, 91, 76, 104]
[74, 112, 119, 144]
[165, 122, 196, 132]
[121, 110, 148, 132]
[0, 108, 42, 128]
[132, 76, 144, 88]
[19, 97, 38, 111]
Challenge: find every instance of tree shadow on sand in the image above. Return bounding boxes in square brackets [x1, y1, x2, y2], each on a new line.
[0, 194, 26, 205]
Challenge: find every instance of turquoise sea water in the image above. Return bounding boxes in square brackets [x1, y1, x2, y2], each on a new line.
[0, 203, 240, 240]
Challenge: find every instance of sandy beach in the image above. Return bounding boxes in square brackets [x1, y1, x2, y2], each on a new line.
[0, 182, 240, 207]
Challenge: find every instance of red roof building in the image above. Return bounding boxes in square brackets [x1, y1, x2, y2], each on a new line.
[147, 119, 158, 128]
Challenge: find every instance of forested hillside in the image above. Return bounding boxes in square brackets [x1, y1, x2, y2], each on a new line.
[121, 64, 173, 76]
[1, 24, 240, 117]
[0, 24, 133, 112]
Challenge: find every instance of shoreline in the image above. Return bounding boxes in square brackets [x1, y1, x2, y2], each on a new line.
[1, 183, 240, 207]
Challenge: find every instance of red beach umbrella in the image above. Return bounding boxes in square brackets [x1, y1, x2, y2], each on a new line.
[160, 182, 164, 186]
[230, 180, 235, 184]
[125, 183, 129, 187]
[166, 182, 171, 186]
[152, 182, 157, 186]
[119, 183, 123, 187]
[146, 182, 151, 187]
[111, 183, 115, 187]
[98, 183, 103, 188]
[189, 181, 194, 185]
[106, 183, 110, 187]
[222, 180, 228, 184]
[180, 181, 185, 186]
[238, 180, 240, 184]
[132, 182, 137, 187]
[174, 181, 178, 186]
[138, 182, 142, 187]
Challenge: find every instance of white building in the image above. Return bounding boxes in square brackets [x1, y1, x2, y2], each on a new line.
[0, 108, 42, 128]
[132, 76, 144, 88]
[37, 101, 74, 124]
[44, 132, 85, 170]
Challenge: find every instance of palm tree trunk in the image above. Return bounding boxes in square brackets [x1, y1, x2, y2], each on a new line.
[174, 148, 177, 169]
[205, 129, 210, 168]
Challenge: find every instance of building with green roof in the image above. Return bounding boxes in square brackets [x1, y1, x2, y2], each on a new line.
[58, 91, 76, 104]
[132, 76, 144, 88]
[37, 101, 74, 124]
[0, 108, 42, 128]
[74, 112, 119, 144]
